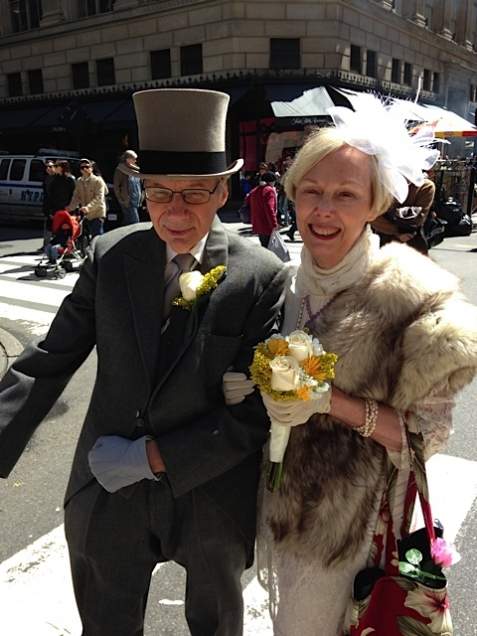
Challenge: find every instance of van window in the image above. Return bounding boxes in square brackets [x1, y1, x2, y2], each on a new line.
[29, 159, 46, 183]
[0, 158, 10, 180]
[10, 159, 26, 181]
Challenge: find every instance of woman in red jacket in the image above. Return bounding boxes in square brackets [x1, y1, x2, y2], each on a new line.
[247, 171, 278, 247]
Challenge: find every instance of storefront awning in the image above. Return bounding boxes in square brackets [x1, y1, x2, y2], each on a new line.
[0, 104, 54, 131]
[271, 86, 336, 117]
[266, 84, 316, 105]
[271, 85, 477, 138]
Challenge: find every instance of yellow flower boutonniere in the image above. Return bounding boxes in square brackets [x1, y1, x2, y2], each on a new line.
[172, 265, 226, 310]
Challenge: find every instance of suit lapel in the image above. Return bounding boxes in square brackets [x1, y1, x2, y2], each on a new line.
[124, 229, 166, 389]
[153, 217, 229, 394]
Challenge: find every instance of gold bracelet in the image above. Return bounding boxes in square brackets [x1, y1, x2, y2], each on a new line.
[355, 398, 379, 437]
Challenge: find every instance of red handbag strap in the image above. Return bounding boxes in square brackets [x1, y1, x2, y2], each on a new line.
[401, 430, 436, 543]
[370, 432, 436, 574]
[401, 470, 436, 543]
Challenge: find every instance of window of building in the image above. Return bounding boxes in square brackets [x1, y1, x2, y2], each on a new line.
[96, 58, 115, 86]
[433, 71, 440, 93]
[366, 49, 377, 78]
[28, 68, 43, 94]
[424, 0, 433, 29]
[150, 49, 171, 80]
[9, 0, 41, 32]
[270, 38, 301, 70]
[350, 44, 362, 74]
[423, 69, 431, 91]
[403, 62, 413, 86]
[471, 85, 477, 102]
[10, 159, 26, 181]
[391, 58, 401, 83]
[7, 72, 23, 97]
[180, 44, 203, 76]
[72, 62, 90, 89]
[80, 0, 114, 16]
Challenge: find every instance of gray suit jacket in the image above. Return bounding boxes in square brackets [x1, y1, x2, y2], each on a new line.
[0, 218, 287, 537]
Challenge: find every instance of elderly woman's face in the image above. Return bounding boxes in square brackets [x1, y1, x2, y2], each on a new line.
[295, 146, 374, 269]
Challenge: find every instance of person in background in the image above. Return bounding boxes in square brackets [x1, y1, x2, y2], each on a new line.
[41, 160, 57, 248]
[371, 178, 435, 255]
[113, 150, 143, 225]
[68, 158, 107, 238]
[253, 161, 269, 187]
[247, 171, 279, 247]
[240, 170, 255, 198]
[45, 209, 79, 264]
[48, 160, 76, 216]
[42, 160, 56, 217]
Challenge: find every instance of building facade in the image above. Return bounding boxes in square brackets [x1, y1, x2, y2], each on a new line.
[0, 0, 476, 177]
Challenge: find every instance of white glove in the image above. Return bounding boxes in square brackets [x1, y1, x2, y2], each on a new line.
[261, 388, 331, 427]
[222, 371, 255, 405]
[88, 435, 155, 493]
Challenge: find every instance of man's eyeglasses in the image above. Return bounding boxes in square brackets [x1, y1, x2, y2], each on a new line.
[144, 182, 220, 205]
[80, 165, 92, 171]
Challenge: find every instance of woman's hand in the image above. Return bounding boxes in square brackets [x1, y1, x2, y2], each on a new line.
[260, 389, 331, 427]
[222, 371, 255, 405]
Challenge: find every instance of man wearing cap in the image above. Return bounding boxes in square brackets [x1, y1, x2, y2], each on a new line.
[113, 149, 143, 225]
[0, 89, 287, 636]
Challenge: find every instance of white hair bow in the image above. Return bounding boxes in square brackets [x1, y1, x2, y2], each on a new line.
[328, 94, 440, 203]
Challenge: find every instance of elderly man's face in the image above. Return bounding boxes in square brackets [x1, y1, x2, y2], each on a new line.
[144, 177, 228, 252]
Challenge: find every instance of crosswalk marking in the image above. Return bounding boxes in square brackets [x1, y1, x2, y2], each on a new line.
[2, 450, 476, 636]
[0, 255, 77, 335]
[0, 522, 273, 635]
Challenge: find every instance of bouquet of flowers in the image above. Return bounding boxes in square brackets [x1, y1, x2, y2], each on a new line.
[249, 330, 338, 490]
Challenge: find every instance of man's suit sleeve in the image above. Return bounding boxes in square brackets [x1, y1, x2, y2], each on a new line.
[0, 253, 97, 478]
[156, 265, 288, 498]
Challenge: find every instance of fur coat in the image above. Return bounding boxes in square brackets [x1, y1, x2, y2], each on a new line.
[267, 242, 477, 568]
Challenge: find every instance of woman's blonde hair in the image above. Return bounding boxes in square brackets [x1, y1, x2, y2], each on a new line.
[283, 127, 394, 218]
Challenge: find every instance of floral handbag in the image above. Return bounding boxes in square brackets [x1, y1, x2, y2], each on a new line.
[346, 433, 453, 636]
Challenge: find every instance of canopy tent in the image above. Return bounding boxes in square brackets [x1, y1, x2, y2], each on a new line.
[420, 105, 477, 138]
[271, 85, 477, 138]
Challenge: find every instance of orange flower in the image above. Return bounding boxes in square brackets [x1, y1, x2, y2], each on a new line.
[267, 338, 289, 356]
[301, 356, 327, 381]
[296, 385, 311, 401]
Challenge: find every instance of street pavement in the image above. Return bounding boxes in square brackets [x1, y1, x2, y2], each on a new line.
[0, 218, 477, 635]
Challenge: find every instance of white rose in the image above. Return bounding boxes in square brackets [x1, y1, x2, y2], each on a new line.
[179, 271, 204, 301]
[287, 330, 313, 362]
[312, 338, 324, 356]
[269, 356, 300, 392]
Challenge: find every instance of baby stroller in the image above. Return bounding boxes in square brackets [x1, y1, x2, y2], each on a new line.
[35, 209, 86, 278]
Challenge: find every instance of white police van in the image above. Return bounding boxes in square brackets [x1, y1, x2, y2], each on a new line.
[0, 149, 81, 222]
